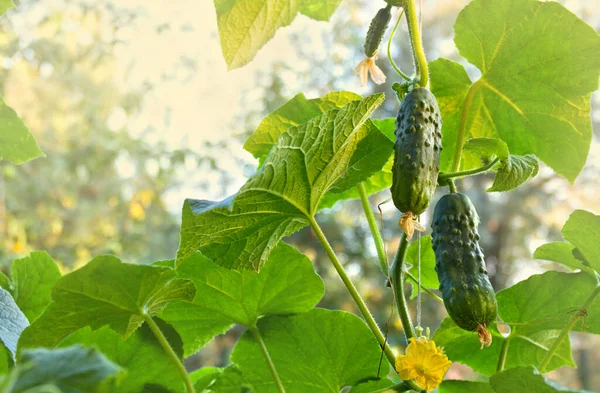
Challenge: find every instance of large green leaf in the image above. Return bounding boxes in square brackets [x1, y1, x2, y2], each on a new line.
[496, 271, 600, 335]
[0, 98, 44, 164]
[215, 0, 343, 70]
[348, 379, 395, 393]
[562, 210, 600, 274]
[177, 94, 385, 269]
[244, 92, 361, 162]
[490, 367, 591, 393]
[11, 251, 62, 322]
[439, 380, 494, 393]
[190, 367, 223, 391]
[533, 242, 590, 273]
[208, 365, 246, 393]
[162, 243, 324, 356]
[60, 325, 183, 393]
[433, 318, 573, 377]
[232, 308, 390, 393]
[0, 288, 29, 361]
[18, 255, 195, 349]
[430, 0, 600, 181]
[0, 0, 14, 17]
[12, 346, 122, 393]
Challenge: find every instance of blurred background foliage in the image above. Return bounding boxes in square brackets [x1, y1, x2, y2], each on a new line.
[0, 0, 598, 390]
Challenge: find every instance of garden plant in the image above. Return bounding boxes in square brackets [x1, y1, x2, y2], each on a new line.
[0, 0, 600, 392]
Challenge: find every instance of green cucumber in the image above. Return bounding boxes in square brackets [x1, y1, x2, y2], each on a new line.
[363, 5, 392, 58]
[391, 87, 442, 219]
[432, 192, 497, 347]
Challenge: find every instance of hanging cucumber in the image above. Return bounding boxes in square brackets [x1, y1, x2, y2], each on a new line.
[391, 87, 442, 238]
[431, 192, 497, 348]
[355, 5, 392, 86]
[364, 5, 392, 58]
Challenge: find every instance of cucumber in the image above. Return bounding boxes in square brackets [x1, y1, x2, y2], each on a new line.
[364, 5, 392, 58]
[391, 87, 442, 237]
[431, 192, 497, 347]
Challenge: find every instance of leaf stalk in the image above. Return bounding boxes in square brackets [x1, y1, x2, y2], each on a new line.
[250, 326, 286, 393]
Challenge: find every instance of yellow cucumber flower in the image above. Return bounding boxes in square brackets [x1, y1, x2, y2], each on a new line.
[395, 337, 452, 391]
[355, 55, 386, 86]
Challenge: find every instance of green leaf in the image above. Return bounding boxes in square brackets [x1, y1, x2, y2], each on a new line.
[12, 251, 62, 322]
[190, 367, 223, 391]
[60, 325, 183, 393]
[487, 154, 538, 192]
[162, 242, 324, 356]
[215, 0, 343, 69]
[177, 94, 385, 269]
[232, 309, 389, 393]
[208, 365, 246, 393]
[533, 242, 591, 273]
[348, 379, 395, 393]
[562, 210, 600, 274]
[0, 272, 11, 292]
[13, 346, 122, 393]
[431, 0, 600, 181]
[497, 271, 600, 335]
[244, 91, 361, 163]
[299, 0, 343, 21]
[439, 380, 494, 393]
[0, 98, 44, 165]
[18, 255, 195, 349]
[0, 288, 29, 361]
[0, 0, 14, 17]
[406, 236, 439, 298]
[433, 318, 573, 377]
[490, 366, 591, 393]
[463, 137, 509, 163]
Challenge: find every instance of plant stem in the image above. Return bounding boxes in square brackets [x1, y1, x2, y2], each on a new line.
[538, 285, 600, 373]
[143, 314, 196, 393]
[403, 0, 428, 87]
[309, 218, 424, 392]
[439, 158, 500, 181]
[390, 233, 416, 341]
[358, 183, 388, 276]
[250, 326, 286, 393]
[405, 271, 443, 303]
[497, 336, 511, 372]
[309, 217, 396, 365]
[448, 180, 457, 193]
[387, 9, 411, 81]
[451, 80, 482, 172]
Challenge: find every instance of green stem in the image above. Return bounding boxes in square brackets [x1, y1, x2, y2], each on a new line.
[309, 217, 396, 365]
[405, 271, 443, 303]
[402, 0, 428, 87]
[358, 183, 388, 276]
[451, 81, 482, 172]
[538, 285, 600, 373]
[439, 158, 500, 181]
[250, 326, 286, 393]
[448, 180, 457, 193]
[497, 336, 511, 372]
[390, 233, 416, 341]
[143, 314, 196, 393]
[387, 9, 410, 81]
[310, 218, 423, 392]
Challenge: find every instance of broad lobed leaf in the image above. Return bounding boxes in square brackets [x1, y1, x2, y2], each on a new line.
[0, 288, 29, 361]
[162, 242, 324, 356]
[231, 308, 390, 393]
[215, 0, 343, 70]
[0, 98, 44, 165]
[177, 94, 386, 270]
[18, 255, 195, 350]
[431, 0, 600, 181]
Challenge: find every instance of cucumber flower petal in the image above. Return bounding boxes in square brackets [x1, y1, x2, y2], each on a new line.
[355, 55, 387, 86]
[395, 337, 452, 391]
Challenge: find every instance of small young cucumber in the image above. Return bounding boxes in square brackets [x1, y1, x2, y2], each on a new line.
[391, 87, 442, 236]
[363, 5, 392, 58]
[432, 192, 497, 347]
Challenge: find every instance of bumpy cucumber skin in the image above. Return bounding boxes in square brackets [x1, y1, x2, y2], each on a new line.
[391, 87, 442, 216]
[364, 5, 392, 58]
[432, 193, 498, 331]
